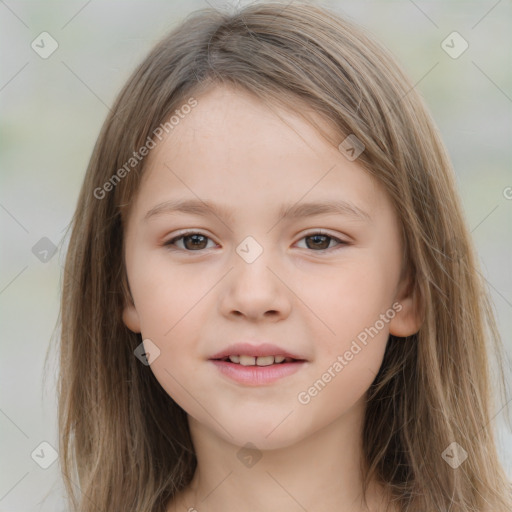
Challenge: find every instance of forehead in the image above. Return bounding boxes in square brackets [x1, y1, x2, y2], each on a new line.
[161, 86, 338, 157]
[130, 85, 386, 223]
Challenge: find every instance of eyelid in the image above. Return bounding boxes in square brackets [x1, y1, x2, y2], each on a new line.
[299, 228, 347, 240]
[296, 229, 349, 250]
[164, 229, 218, 247]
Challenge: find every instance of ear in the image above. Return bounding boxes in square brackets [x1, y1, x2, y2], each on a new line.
[122, 299, 141, 333]
[389, 272, 423, 337]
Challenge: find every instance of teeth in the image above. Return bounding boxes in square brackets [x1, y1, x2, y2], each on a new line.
[255, 355, 274, 366]
[239, 355, 256, 366]
[227, 355, 290, 366]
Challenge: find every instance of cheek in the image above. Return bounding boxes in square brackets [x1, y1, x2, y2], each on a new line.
[127, 252, 211, 396]
[299, 256, 395, 409]
[129, 251, 203, 337]
[296, 269, 392, 427]
[313, 257, 396, 348]
[137, 294, 208, 417]
[148, 336, 205, 413]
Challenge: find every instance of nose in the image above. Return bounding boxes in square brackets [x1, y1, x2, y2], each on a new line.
[218, 246, 292, 322]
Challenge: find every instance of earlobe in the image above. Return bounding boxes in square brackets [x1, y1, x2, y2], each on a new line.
[389, 277, 424, 337]
[122, 302, 141, 333]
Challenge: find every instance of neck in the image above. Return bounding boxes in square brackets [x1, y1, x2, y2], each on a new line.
[170, 398, 391, 512]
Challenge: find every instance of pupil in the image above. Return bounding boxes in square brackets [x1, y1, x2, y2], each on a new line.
[185, 234, 207, 250]
[308, 234, 329, 250]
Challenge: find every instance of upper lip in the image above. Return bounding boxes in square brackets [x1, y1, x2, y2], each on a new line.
[209, 342, 307, 361]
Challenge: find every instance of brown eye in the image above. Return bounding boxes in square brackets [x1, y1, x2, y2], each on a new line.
[307, 234, 330, 250]
[296, 233, 346, 251]
[165, 233, 215, 251]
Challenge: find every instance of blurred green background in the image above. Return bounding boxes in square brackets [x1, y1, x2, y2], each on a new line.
[1, 1, 511, 510]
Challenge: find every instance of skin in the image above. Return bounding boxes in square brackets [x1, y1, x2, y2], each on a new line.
[122, 85, 421, 512]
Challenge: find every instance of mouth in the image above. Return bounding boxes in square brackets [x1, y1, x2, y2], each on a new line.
[209, 345, 307, 385]
[211, 354, 303, 366]
[209, 342, 307, 364]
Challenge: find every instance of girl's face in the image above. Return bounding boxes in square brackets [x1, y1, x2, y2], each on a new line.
[122, 85, 420, 449]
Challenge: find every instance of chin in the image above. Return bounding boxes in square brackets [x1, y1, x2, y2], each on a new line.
[215, 415, 310, 451]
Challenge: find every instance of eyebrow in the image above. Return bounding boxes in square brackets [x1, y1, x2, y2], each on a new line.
[144, 198, 372, 223]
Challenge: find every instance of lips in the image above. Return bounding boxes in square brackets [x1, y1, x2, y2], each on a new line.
[209, 342, 308, 385]
[209, 342, 306, 362]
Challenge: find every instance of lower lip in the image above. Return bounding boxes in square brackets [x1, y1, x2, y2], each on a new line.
[209, 360, 306, 385]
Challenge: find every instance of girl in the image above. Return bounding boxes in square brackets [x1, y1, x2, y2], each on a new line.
[57, 2, 512, 511]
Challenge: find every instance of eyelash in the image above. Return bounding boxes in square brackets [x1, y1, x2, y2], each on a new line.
[163, 230, 348, 253]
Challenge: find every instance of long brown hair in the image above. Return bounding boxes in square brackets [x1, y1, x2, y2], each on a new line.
[55, 2, 512, 510]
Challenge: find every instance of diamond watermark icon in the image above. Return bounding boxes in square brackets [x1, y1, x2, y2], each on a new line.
[338, 134, 365, 161]
[134, 339, 161, 366]
[441, 32, 468, 59]
[441, 442, 468, 469]
[31, 441, 58, 469]
[31, 32, 59, 59]
[237, 442, 262, 468]
[32, 237, 57, 263]
[236, 236, 263, 264]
